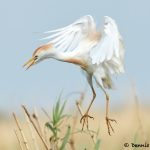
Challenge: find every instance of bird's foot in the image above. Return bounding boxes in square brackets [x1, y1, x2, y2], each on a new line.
[105, 116, 117, 136]
[80, 112, 94, 130]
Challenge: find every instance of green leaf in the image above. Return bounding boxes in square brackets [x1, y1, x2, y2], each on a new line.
[52, 107, 57, 125]
[45, 122, 56, 136]
[55, 97, 61, 118]
[54, 93, 63, 125]
[60, 126, 71, 150]
[94, 139, 101, 150]
[59, 100, 67, 117]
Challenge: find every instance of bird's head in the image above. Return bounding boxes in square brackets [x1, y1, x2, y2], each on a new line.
[23, 44, 54, 69]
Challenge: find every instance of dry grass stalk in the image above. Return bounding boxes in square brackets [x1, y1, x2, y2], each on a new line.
[76, 97, 95, 144]
[41, 107, 51, 120]
[23, 108, 39, 150]
[70, 92, 85, 150]
[21, 105, 49, 150]
[41, 108, 51, 146]
[14, 129, 24, 150]
[43, 126, 50, 147]
[76, 101, 83, 116]
[33, 107, 43, 137]
[132, 83, 146, 141]
[13, 113, 29, 150]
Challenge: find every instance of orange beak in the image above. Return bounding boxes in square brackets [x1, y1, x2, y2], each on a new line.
[23, 57, 35, 70]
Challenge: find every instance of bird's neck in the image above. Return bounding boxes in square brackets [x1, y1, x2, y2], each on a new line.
[52, 52, 73, 62]
[52, 52, 85, 67]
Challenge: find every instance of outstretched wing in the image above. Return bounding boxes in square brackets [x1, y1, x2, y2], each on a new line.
[90, 16, 125, 72]
[43, 15, 96, 53]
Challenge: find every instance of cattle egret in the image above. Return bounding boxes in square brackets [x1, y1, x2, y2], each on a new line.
[24, 15, 125, 135]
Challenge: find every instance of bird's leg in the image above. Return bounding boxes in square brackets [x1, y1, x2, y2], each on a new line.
[104, 91, 117, 136]
[80, 88, 95, 130]
[76, 102, 92, 130]
[80, 76, 96, 130]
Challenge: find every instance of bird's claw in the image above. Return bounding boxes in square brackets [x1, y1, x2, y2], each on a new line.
[106, 116, 117, 136]
[80, 113, 94, 130]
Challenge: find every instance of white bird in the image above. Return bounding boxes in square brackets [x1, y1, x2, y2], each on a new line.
[24, 15, 125, 135]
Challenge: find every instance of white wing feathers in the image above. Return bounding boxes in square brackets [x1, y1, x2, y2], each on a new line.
[42, 16, 124, 74]
[43, 15, 96, 53]
[90, 16, 124, 66]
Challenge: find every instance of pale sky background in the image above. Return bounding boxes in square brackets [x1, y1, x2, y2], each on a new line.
[0, 0, 150, 113]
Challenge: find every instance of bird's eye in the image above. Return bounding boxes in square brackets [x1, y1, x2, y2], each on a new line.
[34, 55, 38, 60]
